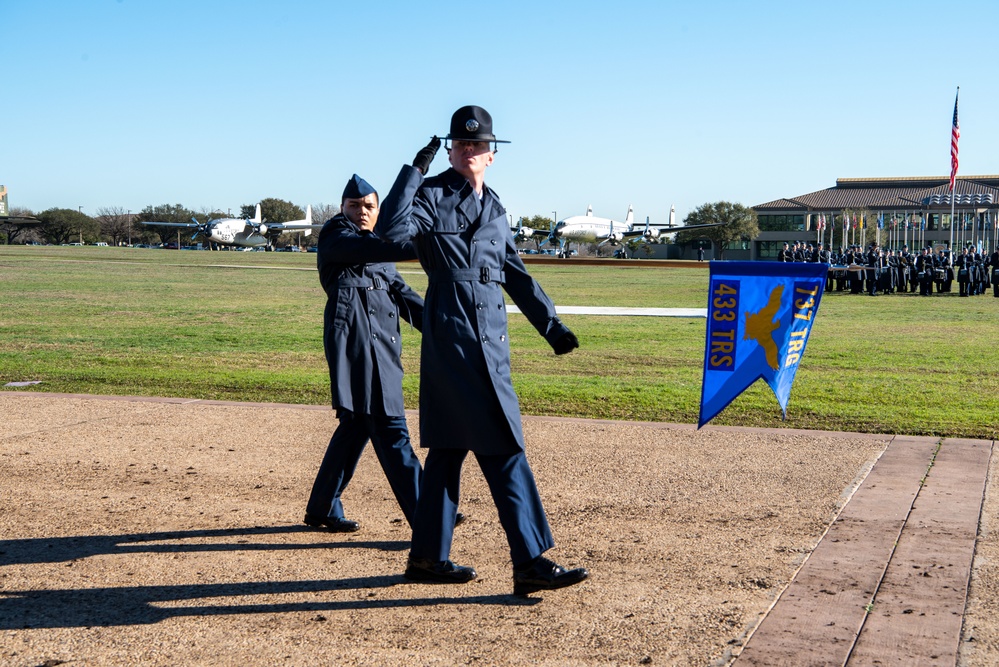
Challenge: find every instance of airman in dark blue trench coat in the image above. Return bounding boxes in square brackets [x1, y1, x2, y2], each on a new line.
[376, 106, 589, 594]
[303, 175, 427, 532]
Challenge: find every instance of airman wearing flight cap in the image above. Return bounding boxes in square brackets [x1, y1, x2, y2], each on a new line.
[304, 172, 448, 534]
[375, 105, 589, 595]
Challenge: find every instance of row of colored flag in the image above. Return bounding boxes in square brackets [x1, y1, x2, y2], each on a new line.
[815, 212, 926, 231]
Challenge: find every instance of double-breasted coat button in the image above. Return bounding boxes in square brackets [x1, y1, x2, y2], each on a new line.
[490, 239, 497, 245]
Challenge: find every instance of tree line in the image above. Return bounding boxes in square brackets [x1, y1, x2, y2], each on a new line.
[0, 198, 340, 247]
[511, 203, 759, 259]
[4, 199, 759, 257]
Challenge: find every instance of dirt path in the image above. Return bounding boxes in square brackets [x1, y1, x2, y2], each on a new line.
[0, 393, 995, 666]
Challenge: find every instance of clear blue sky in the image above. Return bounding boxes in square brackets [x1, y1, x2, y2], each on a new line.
[6, 0, 999, 225]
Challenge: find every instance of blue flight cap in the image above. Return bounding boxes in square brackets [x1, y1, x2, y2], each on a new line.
[341, 174, 377, 202]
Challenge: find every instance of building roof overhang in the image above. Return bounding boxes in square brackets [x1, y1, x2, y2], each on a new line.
[754, 176, 999, 213]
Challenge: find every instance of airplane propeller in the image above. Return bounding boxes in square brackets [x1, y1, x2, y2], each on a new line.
[182, 217, 210, 240]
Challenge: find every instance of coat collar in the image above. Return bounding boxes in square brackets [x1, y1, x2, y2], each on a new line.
[326, 212, 376, 237]
[438, 168, 498, 227]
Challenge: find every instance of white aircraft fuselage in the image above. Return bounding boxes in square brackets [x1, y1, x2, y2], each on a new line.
[553, 205, 677, 245]
[515, 204, 718, 256]
[201, 219, 269, 247]
[142, 204, 317, 249]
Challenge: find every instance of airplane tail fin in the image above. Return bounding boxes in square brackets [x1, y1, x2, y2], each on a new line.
[301, 207, 313, 237]
[0, 185, 7, 216]
[251, 204, 262, 224]
[625, 205, 634, 226]
[585, 205, 593, 217]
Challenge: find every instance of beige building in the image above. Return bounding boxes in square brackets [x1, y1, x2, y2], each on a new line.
[750, 175, 999, 261]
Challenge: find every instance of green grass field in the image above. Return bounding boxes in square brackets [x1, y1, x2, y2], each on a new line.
[1, 245, 996, 439]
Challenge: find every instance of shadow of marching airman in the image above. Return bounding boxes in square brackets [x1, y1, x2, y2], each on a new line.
[0, 524, 408, 566]
[0, 525, 539, 629]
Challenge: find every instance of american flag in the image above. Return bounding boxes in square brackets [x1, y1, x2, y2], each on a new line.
[950, 88, 960, 191]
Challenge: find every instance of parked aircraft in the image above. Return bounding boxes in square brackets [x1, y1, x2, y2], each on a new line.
[0, 185, 40, 223]
[142, 204, 318, 249]
[514, 204, 722, 257]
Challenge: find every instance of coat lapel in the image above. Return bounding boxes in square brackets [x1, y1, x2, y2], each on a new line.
[457, 185, 482, 229]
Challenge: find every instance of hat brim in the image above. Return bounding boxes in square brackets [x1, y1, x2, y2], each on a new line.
[445, 134, 511, 144]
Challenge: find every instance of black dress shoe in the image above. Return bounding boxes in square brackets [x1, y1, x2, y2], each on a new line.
[454, 512, 466, 527]
[303, 514, 360, 533]
[404, 557, 477, 584]
[513, 556, 588, 595]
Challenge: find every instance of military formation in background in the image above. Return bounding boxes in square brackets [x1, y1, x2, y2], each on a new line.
[777, 240, 999, 297]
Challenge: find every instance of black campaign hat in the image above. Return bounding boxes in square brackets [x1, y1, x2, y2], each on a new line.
[445, 105, 510, 144]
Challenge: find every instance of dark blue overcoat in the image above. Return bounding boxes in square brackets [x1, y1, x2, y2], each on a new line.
[318, 214, 423, 417]
[376, 165, 570, 455]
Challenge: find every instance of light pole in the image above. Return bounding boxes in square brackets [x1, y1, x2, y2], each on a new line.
[552, 211, 558, 256]
[78, 206, 84, 244]
[127, 209, 131, 247]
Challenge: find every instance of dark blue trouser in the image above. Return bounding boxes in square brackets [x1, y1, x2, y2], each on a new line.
[306, 410, 422, 527]
[409, 448, 554, 567]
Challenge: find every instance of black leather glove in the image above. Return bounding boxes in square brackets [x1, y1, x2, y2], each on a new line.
[412, 136, 441, 175]
[551, 330, 579, 355]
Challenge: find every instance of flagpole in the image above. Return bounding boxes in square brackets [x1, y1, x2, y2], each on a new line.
[992, 211, 999, 252]
[842, 212, 847, 253]
[975, 209, 980, 251]
[948, 86, 959, 251]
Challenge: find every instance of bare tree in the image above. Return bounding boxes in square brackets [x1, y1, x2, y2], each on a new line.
[95, 206, 131, 246]
[311, 202, 339, 226]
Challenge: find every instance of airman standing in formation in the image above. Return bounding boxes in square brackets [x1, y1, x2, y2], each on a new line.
[990, 247, 999, 297]
[786, 237, 995, 297]
[955, 247, 972, 297]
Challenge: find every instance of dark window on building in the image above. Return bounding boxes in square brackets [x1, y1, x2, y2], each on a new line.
[756, 241, 784, 260]
[758, 214, 805, 232]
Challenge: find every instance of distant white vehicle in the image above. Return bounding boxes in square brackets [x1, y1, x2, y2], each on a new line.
[514, 204, 722, 257]
[142, 204, 320, 249]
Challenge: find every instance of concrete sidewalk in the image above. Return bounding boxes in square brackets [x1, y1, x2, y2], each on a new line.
[1, 392, 996, 666]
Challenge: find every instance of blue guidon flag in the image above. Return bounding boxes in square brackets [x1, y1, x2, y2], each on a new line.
[698, 261, 828, 428]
